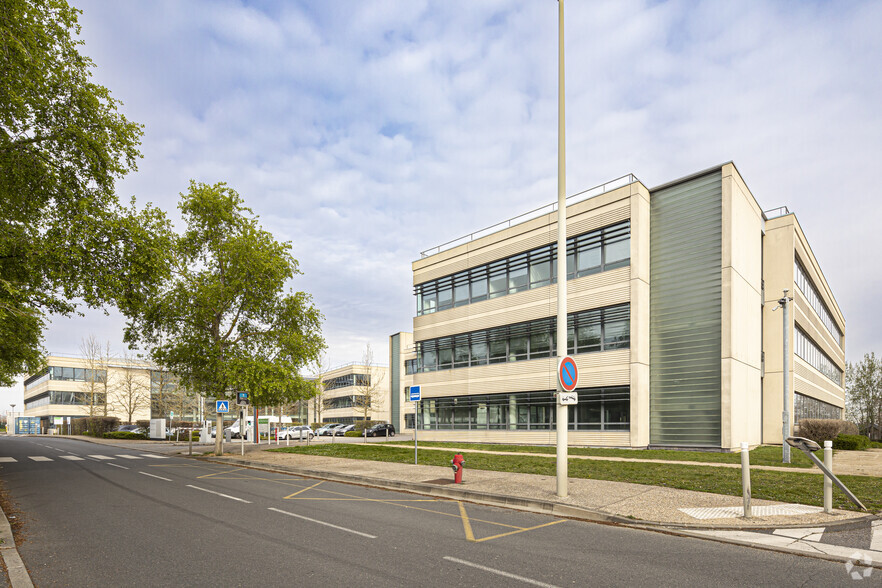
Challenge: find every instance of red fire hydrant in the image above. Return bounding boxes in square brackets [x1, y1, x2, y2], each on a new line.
[451, 454, 465, 484]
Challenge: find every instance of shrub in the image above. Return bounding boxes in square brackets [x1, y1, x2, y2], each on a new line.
[798, 419, 856, 443]
[136, 420, 151, 432]
[71, 416, 119, 437]
[103, 431, 148, 440]
[832, 434, 871, 451]
[310, 423, 323, 431]
[344, 430, 361, 437]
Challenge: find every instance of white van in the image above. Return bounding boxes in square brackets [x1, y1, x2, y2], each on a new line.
[228, 415, 293, 439]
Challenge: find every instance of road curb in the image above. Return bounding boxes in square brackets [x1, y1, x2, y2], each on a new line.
[0, 503, 34, 588]
[200, 455, 877, 532]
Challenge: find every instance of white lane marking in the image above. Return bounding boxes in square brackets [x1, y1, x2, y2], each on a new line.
[871, 520, 882, 552]
[59, 456, 85, 461]
[139, 472, 172, 482]
[107, 463, 129, 470]
[140, 454, 169, 459]
[88, 455, 114, 460]
[267, 507, 377, 538]
[187, 485, 252, 504]
[115, 455, 142, 460]
[0, 457, 16, 463]
[28, 456, 52, 462]
[772, 527, 825, 542]
[442, 557, 561, 588]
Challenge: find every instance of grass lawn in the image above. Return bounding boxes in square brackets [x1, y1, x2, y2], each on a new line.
[378, 441, 816, 469]
[268, 444, 882, 513]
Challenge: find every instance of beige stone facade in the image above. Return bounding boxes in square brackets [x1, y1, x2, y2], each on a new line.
[309, 362, 390, 425]
[23, 355, 154, 430]
[394, 162, 845, 450]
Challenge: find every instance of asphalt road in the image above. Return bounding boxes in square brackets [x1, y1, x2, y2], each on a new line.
[0, 435, 864, 587]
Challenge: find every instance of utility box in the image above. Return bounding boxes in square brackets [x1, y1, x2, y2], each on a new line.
[150, 418, 166, 440]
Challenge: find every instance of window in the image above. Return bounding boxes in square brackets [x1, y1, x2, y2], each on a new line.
[794, 392, 841, 423]
[794, 258, 843, 346]
[413, 304, 629, 372]
[794, 327, 843, 386]
[414, 387, 629, 431]
[415, 220, 631, 315]
[323, 374, 371, 390]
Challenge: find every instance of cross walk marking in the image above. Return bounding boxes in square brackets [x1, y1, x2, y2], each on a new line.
[0, 457, 17, 463]
[140, 454, 169, 459]
[59, 455, 85, 461]
[115, 455, 142, 460]
[88, 455, 114, 460]
[28, 456, 52, 462]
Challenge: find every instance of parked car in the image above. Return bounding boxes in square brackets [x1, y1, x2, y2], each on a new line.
[333, 424, 355, 436]
[364, 423, 395, 437]
[280, 425, 314, 440]
[116, 424, 146, 434]
[316, 424, 344, 436]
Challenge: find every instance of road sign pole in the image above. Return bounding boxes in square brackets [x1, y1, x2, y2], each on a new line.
[414, 399, 419, 465]
[241, 406, 246, 456]
[554, 0, 568, 499]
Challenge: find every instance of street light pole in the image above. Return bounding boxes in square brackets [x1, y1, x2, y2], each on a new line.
[555, 0, 568, 498]
[775, 289, 793, 463]
[9, 404, 15, 435]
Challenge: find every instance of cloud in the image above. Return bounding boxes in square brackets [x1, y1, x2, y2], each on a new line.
[9, 0, 876, 412]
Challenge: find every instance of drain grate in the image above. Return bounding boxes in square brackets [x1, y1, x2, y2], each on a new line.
[679, 504, 823, 520]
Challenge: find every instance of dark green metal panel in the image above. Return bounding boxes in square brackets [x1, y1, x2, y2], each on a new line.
[390, 334, 401, 428]
[650, 171, 722, 447]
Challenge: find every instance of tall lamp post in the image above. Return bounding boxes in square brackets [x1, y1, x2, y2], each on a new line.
[774, 290, 793, 463]
[9, 404, 15, 435]
[554, 0, 568, 498]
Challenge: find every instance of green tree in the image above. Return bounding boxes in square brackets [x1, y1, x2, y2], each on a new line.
[123, 182, 325, 450]
[846, 352, 882, 439]
[0, 0, 172, 385]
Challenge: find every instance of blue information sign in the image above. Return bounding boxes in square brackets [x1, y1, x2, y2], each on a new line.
[216, 400, 230, 413]
[409, 385, 421, 402]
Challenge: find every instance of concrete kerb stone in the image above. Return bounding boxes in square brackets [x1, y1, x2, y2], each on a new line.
[0, 503, 33, 588]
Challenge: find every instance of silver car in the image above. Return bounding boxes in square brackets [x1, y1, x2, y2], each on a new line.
[280, 425, 314, 440]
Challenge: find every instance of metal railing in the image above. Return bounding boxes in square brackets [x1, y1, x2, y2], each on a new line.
[419, 174, 639, 259]
[763, 206, 791, 219]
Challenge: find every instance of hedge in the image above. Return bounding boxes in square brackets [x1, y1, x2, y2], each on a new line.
[833, 434, 872, 451]
[798, 419, 858, 443]
[103, 431, 149, 440]
[71, 417, 119, 437]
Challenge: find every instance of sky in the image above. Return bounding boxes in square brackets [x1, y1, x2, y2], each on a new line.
[4, 0, 882, 409]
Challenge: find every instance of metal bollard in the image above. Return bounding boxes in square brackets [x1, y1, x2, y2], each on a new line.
[824, 440, 833, 513]
[741, 442, 751, 518]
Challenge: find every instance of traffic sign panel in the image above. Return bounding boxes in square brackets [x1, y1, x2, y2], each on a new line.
[216, 400, 229, 413]
[409, 385, 421, 402]
[558, 356, 578, 392]
[558, 392, 578, 406]
[236, 392, 249, 406]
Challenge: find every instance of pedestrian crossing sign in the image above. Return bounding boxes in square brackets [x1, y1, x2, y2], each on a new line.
[216, 400, 230, 413]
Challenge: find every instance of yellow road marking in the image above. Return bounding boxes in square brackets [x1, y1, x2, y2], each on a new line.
[473, 519, 566, 543]
[458, 501, 476, 542]
[284, 480, 324, 499]
[191, 463, 565, 542]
